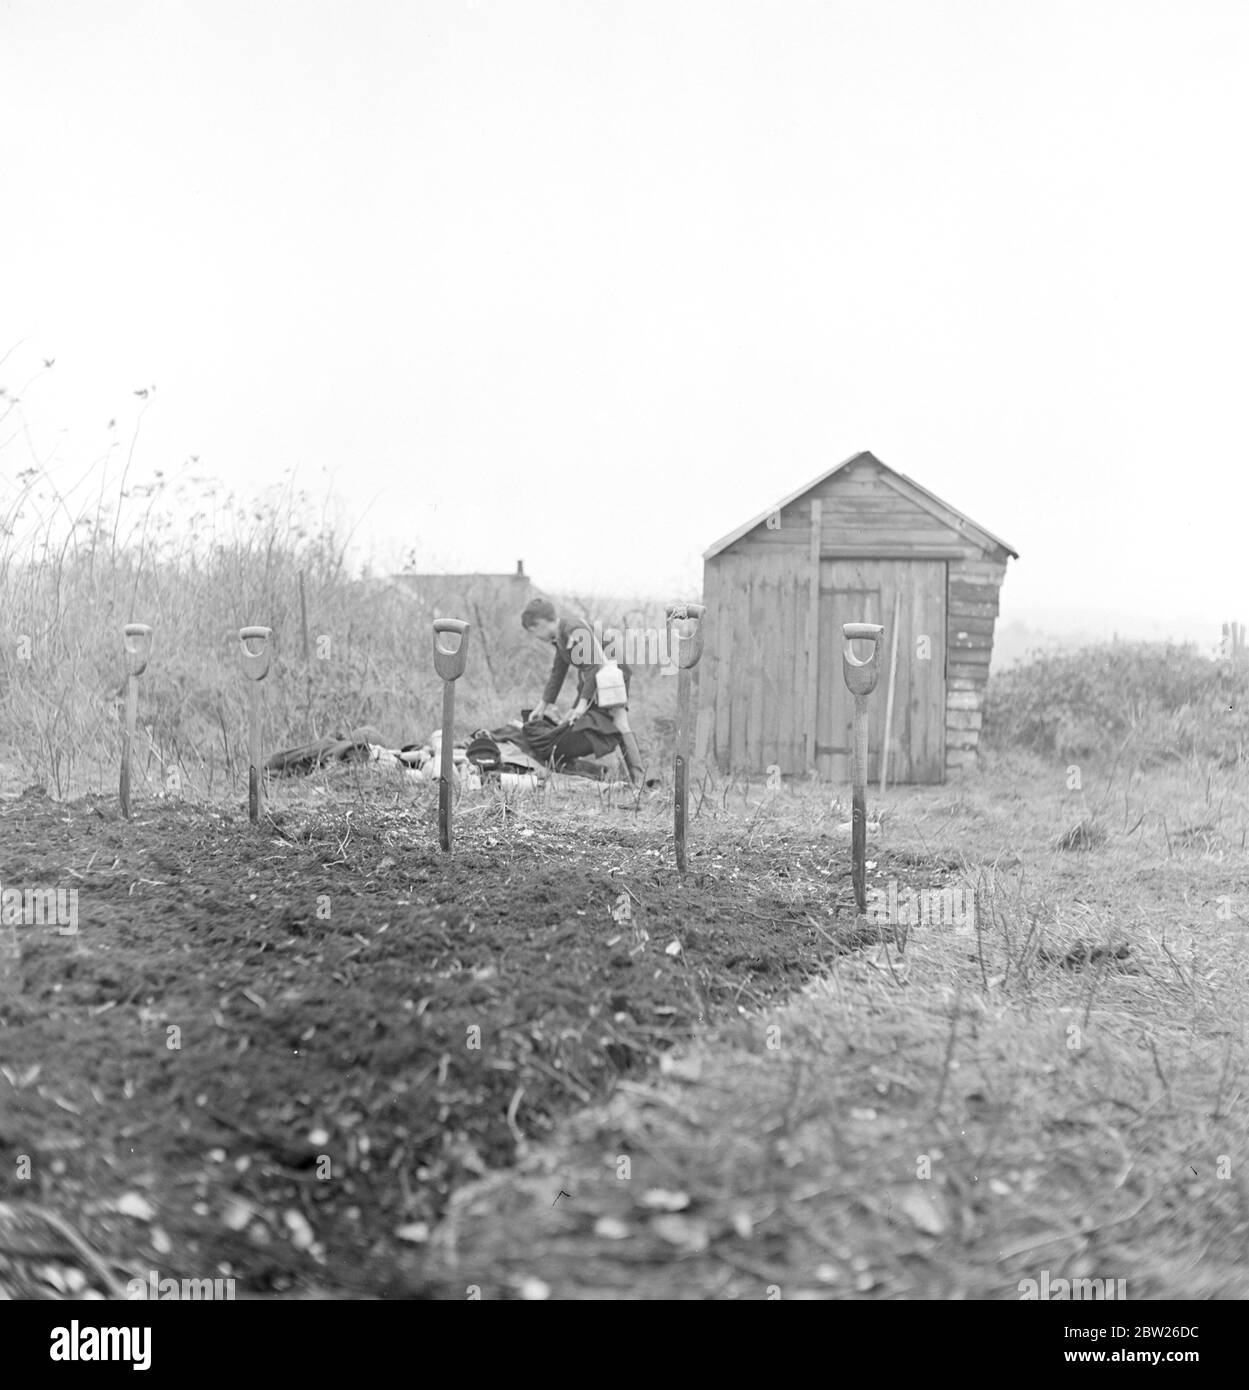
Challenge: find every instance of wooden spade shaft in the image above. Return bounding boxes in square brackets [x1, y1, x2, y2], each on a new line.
[439, 679, 456, 852]
[842, 623, 884, 915]
[851, 690, 870, 912]
[121, 673, 138, 819]
[432, 618, 471, 854]
[120, 623, 153, 820]
[879, 590, 901, 795]
[675, 666, 691, 872]
[239, 627, 272, 824]
[248, 684, 263, 822]
[668, 602, 706, 874]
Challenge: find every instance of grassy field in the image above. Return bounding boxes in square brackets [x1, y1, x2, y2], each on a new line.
[425, 749, 1249, 1299]
[2, 739, 1247, 1299]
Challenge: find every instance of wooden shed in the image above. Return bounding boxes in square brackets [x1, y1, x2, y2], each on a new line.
[699, 451, 1017, 784]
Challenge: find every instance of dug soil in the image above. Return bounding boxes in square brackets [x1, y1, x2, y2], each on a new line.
[0, 787, 935, 1297]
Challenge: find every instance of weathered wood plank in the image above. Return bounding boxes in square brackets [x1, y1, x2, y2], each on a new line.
[825, 514, 951, 535]
[717, 557, 740, 771]
[950, 600, 1000, 622]
[817, 555, 859, 782]
[733, 528, 810, 552]
[804, 498, 822, 769]
[825, 511, 949, 532]
[824, 498, 948, 523]
[824, 530, 962, 553]
[699, 561, 720, 766]
[729, 559, 751, 772]
[813, 476, 888, 499]
[823, 546, 969, 560]
[948, 600, 1000, 619]
[914, 559, 947, 783]
[776, 565, 795, 771]
[951, 558, 1008, 579]
[788, 557, 806, 772]
[709, 561, 732, 770]
[767, 499, 812, 530]
[762, 553, 788, 770]
[746, 566, 768, 769]
[873, 469, 995, 550]
[828, 503, 922, 519]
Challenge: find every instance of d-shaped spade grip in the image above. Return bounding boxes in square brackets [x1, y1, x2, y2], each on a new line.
[667, 601, 707, 874]
[432, 618, 471, 853]
[123, 622, 154, 677]
[666, 602, 707, 670]
[239, 626, 272, 823]
[239, 626, 273, 681]
[842, 623, 884, 697]
[432, 618, 470, 680]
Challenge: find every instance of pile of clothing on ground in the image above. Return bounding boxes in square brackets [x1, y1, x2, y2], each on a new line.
[264, 712, 627, 789]
[264, 725, 390, 776]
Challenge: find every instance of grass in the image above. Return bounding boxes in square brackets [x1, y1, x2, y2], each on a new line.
[422, 750, 1249, 1298]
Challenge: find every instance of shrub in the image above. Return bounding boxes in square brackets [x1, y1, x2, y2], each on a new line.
[983, 641, 1249, 766]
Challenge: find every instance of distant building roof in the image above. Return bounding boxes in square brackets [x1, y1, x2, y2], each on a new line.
[395, 559, 532, 584]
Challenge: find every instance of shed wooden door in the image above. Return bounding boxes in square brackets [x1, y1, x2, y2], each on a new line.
[814, 559, 946, 784]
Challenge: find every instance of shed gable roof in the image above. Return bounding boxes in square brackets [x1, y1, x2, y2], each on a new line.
[703, 451, 1019, 560]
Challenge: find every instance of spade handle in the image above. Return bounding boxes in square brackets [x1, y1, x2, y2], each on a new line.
[667, 602, 707, 670]
[239, 626, 272, 681]
[123, 623, 154, 677]
[432, 618, 470, 682]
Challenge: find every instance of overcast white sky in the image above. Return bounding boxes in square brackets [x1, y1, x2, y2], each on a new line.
[3, 0, 1246, 631]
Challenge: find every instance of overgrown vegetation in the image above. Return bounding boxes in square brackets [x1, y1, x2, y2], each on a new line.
[423, 751, 1249, 1299]
[983, 641, 1248, 767]
[0, 352, 677, 800]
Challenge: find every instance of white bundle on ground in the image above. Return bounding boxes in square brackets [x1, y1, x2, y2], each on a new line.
[497, 772, 541, 791]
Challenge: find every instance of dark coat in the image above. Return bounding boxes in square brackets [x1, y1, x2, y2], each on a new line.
[541, 617, 632, 706]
